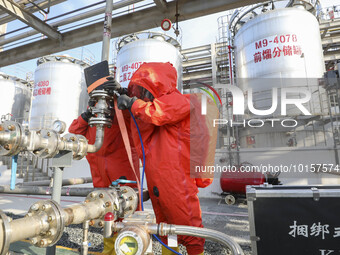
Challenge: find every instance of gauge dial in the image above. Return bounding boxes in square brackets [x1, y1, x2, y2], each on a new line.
[119, 236, 138, 255]
[52, 120, 66, 134]
[161, 19, 172, 31]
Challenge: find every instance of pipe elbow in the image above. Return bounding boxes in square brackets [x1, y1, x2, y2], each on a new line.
[87, 126, 105, 153]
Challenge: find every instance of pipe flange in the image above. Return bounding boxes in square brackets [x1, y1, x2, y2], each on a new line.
[33, 130, 60, 158]
[86, 189, 120, 221]
[0, 210, 11, 255]
[88, 118, 112, 127]
[89, 90, 112, 99]
[0, 121, 24, 156]
[28, 200, 65, 247]
[120, 186, 138, 218]
[63, 134, 88, 160]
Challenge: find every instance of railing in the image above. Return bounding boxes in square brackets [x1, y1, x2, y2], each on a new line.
[320, 5, 340, 20]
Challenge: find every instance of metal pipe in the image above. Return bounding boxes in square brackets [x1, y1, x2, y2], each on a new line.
[173, 225, 244, 255]
[88, 126, 105, 153]
[81, 220, 90, 255]
[0, 187, 140, 254]
[51, 167, 63, 203]
[0, 185, 98, 196]
[19, 177, 93, 187]
[0, 0, 144, 47]
[101, 0, 113, 61]
[0, 185, 150, 200]
[63, 201, 106, 225]
[9, 214, 50, 243]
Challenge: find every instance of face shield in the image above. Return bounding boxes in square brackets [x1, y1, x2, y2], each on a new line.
[129, 85, 155, 102]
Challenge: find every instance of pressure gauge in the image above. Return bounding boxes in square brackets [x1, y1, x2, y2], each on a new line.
[115, 226, 150, 255]
[52, 120, 66, 134]
[118, 235, 139, 255]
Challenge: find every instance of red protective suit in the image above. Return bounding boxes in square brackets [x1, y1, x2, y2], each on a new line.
[128, 62, 205, 255]
[68, 111, 139, 188]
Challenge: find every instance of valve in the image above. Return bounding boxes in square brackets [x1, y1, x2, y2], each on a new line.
[112, 179, 137, 186]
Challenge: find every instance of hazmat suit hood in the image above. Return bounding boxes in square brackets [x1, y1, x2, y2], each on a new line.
[128, 62, 177, 99]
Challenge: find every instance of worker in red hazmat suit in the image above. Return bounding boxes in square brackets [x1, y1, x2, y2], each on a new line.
[69, 81, 140, 255]
[68, 110, 139, 188]
[117, 62, 205, 255]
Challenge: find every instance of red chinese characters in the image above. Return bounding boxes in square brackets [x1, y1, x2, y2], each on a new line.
[253, 34, 302, 64]
[254, 52, 262, 63]
[119, 62, 144, 83]
[33, 80, 51, 97]
[253, 45, 303, 63]
[262, 49, 272, 60]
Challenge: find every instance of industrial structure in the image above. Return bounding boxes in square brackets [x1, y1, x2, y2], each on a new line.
[0, 0, 339, 254]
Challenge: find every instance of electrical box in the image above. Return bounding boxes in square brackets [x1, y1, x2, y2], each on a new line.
[247, 185, 340, 255]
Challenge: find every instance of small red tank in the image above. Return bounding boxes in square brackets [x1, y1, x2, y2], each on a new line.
[220, 170, 265, 194]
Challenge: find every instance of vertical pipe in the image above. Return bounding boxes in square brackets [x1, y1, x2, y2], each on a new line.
[19, 152, 24, 178]
[10, 155, 18, 190]
[81, 220, 90, 255]
[51, 167, 64, 203]
[46, 167, 64, 255]
[101, 0, 113, 61]
[326, 89, 340, 165]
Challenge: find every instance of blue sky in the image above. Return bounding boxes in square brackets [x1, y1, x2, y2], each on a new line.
[0, 0, 339, 79]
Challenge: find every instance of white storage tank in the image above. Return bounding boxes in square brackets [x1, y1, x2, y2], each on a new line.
[233, 6, 327, 148]
[29, 55, 89, 130]
[115, 32, 183, 90]
[0, 73, 32, 123]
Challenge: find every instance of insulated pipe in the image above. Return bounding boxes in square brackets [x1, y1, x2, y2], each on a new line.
[19, 177, 93, 187]
[113, 222, 244, 255]
[173, 225, 244, 255]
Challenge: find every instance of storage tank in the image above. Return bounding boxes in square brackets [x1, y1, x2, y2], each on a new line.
[233, 6, 327, 148]
[0, 73, 32, 123]
[115, 32, 183, 90]
[29, 55, 89, 130]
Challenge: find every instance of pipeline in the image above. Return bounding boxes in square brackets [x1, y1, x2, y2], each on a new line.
[0, 187, 138, 255]
[0, 186, 242, 255]
[0, 185, 150, 200]
[19, 177, 93, 187]
[0, 90, 112, 159]
[110, 221, 244, 255]
[0, 0, 145, 47]
[173, 225, 244, 255]
[87, 125, 105, 153]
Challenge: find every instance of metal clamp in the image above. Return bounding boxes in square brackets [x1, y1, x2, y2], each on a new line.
[311, 187, 320, 201]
